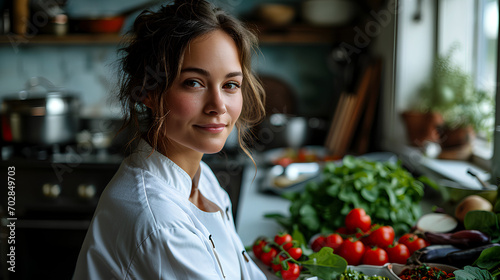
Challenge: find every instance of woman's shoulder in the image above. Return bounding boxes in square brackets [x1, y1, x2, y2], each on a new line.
[97, 162, 197, 231]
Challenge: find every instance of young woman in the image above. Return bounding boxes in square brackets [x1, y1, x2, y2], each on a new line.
[73, 1, 266, 279]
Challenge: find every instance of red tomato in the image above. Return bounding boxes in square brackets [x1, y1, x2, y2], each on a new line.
[287, 247, 303, 260]
[325, 233, 343, 250]
[336, 227, 349, 235]
[386, 243, 410, 264]
[271, 255, 286, 272]
[281, 262, 301, 280]
[345, 208, 372, 233]
[261, 247, 278, 266]
[336, 238, 365, 266]
[362, 247, 389, 266]
[297, 149, 307, 162]
[311, 235, 326, 252]
[275, 233, 293, 250]
[398, 233, 418, 246]
[252, 239, 267, 259]
[405, 237, 428, 254]
[368, 226, 395, 248]
[275, 157, 294, 167]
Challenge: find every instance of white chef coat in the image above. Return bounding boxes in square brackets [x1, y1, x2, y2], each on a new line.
[73, 140, 267, 280]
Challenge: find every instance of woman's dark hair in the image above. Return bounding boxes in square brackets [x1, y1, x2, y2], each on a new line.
[117, 0, 265, 159]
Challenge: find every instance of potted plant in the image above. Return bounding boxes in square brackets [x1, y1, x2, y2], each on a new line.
[403, 45, 494, 159]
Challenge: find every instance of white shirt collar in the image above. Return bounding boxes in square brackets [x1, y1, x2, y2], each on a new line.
[129, 139, 193, 198]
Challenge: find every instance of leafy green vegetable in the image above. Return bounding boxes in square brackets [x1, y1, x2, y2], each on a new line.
[453, 266, 493, 280]
[452, 246, 500, 280]
[266, 156, 427, 240]
[473, 246, 500, 271]
[299, 247, 347, 280]
[464, 211, 500, 243]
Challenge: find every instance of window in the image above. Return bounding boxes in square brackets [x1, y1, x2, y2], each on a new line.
[437, 0, 498, 162]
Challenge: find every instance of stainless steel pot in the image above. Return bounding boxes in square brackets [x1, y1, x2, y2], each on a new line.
[1, 78, 80, 146]
[256, 113, 328, 150]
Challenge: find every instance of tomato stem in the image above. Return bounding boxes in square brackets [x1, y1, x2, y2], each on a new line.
[267, 240, 299, 264]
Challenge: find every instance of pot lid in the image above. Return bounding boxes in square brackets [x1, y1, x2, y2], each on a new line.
[1, 77, 80, 116]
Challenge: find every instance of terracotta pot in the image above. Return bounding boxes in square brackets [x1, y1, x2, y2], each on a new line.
[401, 111, 443, 147]
[440, 126, 475, 148]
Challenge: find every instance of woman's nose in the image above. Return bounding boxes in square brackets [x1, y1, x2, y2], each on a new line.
[204, 87, 227, 115]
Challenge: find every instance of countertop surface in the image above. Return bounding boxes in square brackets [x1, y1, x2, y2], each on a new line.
[235, 161, 291, 246]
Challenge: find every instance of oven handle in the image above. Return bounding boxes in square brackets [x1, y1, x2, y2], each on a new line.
[2, 218, 91, 230]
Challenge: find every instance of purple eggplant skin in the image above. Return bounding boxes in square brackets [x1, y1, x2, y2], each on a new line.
[425, 230, 491, 249]
[446, 243, 500, 268]
[407, 245, 461, 265]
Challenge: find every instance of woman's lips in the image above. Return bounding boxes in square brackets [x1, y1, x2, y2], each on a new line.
[194, 123, 226, 133]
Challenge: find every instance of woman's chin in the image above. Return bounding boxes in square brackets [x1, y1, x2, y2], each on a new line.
[198, 142, 227, 155]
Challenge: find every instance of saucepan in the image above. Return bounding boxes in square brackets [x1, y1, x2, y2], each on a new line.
[69, 0, 161, 33]
[256, 113, 328, 150]
[1, 77, 80, 146]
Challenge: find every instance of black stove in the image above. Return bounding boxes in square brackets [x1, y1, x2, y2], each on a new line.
[0, 143, 123, 280]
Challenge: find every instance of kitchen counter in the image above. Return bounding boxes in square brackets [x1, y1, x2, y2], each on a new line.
[233, 152, 485, 247]
[236, 161, 291, 246]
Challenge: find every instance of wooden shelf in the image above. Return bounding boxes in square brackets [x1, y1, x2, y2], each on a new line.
[249, 23, 355, 45]
[0, 33, 128, 45]
[0, 24, 353, 46]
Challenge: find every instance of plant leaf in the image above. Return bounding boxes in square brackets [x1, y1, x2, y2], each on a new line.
[299, 247, 347, 280]
[299, 204, 320, 231]
[473, 246, 500, 270]
[464, 210, 498, 236]
[292, 225, 314, 256]
[453, 266, 492, 280]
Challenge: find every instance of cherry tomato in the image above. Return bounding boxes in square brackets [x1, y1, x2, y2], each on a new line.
[275, 233, 293, 250]
[252, 239, 267, 259]
[336, 227, 349, 235]
[336, 237, 365, 266]
[398, 233, 427, 254]
[271, 255, 286, 272]
[311, 235, 326, 252]
[398, 233, 418, 246]
[274, 157, 294, 167]
[325, 233, 343, 250]
[297, 149, 307, 162]
[345, 208, 372, 233]
[281, 262, 301, 280]
[260, 246, 278, 266]
[368, 226, 395, 248]
[405, 237, 428, 254]
[287, 247, 303, 260]
[386, 243, 410, 264]
[361, 247, 389, 266]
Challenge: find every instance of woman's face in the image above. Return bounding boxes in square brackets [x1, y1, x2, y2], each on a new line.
[162, 30, 243, 155]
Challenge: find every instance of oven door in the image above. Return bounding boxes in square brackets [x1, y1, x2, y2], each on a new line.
[1, 218, 90, 280]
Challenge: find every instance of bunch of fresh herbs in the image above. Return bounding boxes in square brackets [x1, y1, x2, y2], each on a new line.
[266, 156, 427, 240]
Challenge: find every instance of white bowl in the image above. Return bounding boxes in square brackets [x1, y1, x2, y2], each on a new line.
[348, 264, 399, 280]
[301, 0, 357, 26]
[389, 263, 458, 279]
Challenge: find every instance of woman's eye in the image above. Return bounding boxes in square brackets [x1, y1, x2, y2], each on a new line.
[184, 80, 203, 88]
[223, 82, 241, 90]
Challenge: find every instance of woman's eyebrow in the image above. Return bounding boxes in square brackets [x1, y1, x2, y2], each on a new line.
[226, 71, 243, 78]
[181, 67, 242, 78]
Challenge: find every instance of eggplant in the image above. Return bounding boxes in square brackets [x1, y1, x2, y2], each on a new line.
[407, 245, 461, 265]
[446, 243, 500, 268]
[425, 230, 491, 249]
